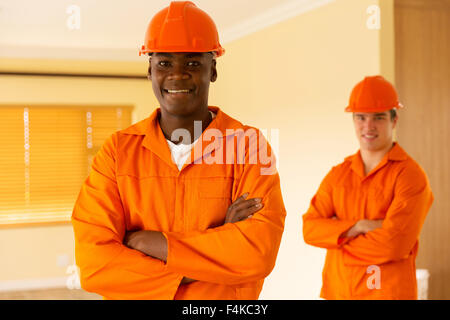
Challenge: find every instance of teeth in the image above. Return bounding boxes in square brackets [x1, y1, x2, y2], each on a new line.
[167, 89, 190, 93]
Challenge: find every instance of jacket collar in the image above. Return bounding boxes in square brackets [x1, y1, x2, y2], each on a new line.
[345, 142, 408, 179]
[121, 106, 244, 171]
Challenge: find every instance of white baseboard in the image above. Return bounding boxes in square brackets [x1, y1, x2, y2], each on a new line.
[0, 277, 68, 292]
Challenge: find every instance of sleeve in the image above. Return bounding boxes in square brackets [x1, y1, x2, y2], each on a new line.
[71, 133, 183, 299]
[341, 163, 434, 266]
[302, 168, 357, 249]
[162, 130, 286, 285]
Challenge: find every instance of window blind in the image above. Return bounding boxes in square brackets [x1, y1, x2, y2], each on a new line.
[0, 105, 132, 226]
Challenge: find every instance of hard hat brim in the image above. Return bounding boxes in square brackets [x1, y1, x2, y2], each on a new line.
[139, 47, 225, 57]
[345, 102, 404, 113]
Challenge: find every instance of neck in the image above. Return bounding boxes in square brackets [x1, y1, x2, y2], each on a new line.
[159, 107, 212, 145]
[360, 142, 395, 175]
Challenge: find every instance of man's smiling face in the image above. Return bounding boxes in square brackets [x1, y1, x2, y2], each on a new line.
[148, 52, 217, 117]
[353, 111, 398, 152]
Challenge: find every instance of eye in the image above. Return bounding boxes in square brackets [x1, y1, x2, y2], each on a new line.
[187, 61, 200, 67]
[158, 61, 171, 67]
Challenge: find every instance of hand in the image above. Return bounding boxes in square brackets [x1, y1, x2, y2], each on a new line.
[341, 219, 383, 238]
[356, 219, 383, 234]
[123, 230, 141, 249]
[123, 230, 168, 262]
[125, 232, 196, 286]
[180, 277, 197, 285]
[224, 193, 263, 224]
[180, 193, 263, 285]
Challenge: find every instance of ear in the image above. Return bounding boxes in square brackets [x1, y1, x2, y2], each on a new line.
[147, 57, 152, 81]
[210, 59, 217, 83]
[392, 114, 399, 128]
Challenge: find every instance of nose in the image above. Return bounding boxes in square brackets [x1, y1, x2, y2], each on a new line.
[364, 117, 376, 131]
[168, 64, 190, 81]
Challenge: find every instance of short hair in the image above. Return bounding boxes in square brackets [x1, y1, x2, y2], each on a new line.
[389, 109, 397, 120]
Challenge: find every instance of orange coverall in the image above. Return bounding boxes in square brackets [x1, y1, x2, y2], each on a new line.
[72, 106, 286, 299]
[303, 143, 433, 299]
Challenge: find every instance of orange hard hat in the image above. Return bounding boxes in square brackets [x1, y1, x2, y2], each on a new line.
[139, 1, 225, 57]
[345, 75, 403, 112]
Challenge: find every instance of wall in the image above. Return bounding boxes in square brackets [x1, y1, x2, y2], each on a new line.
[394, 0, 450, 299]
[0, 0, 392, 298]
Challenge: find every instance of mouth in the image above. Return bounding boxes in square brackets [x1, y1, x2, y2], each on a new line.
[362, 134, 378, 141]
[163, 89, 194, 94]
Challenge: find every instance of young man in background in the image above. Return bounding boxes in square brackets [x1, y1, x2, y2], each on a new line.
[303, 75, 433, 299]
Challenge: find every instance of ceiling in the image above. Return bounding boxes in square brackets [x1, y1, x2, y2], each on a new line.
[0, 0, 334, 61]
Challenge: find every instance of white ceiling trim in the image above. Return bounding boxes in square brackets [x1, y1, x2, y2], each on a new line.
[220, 0, 336, 44]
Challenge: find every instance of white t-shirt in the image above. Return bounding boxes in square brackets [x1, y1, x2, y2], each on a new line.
[166, 111, 216, 171]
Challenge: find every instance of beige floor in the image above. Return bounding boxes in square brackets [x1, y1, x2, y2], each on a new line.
[0, 288, 102, 300]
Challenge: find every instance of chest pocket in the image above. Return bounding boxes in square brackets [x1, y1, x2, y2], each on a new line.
[332, 185, 361, 220]
[187, 177, 233, 231]
[366, 186, 393, 220]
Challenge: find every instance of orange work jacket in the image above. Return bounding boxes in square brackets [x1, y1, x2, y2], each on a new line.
[71, 106, 286, 300]
[303, 143, 433, 299]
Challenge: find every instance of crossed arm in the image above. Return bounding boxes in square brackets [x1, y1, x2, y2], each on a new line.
[303, 165, 433, 266]
[123, 193, 264, 284]
[302, 171, 384, 250]
[338, 217, 383, 239]
[72, 133, 286, 298]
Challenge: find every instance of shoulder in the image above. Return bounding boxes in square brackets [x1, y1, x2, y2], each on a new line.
[216, 109, 247, 131]
[217, 109, 270, 147]
[388, 147, 431, 195]
[118, 117, 150, 136]
[396, 156, 430, 187]
[105, 117, 151, 150]
[326, 156, 353, 181]
[389, 144, 428, 180]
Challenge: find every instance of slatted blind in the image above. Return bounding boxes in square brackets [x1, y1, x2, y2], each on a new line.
[0, 105, 132, 225]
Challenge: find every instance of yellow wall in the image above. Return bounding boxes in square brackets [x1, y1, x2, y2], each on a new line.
[0, 0, 394, 298]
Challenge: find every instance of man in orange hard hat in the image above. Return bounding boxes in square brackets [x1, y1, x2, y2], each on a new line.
[72, 1, 286, 299]
[302, 75, 434, 299]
